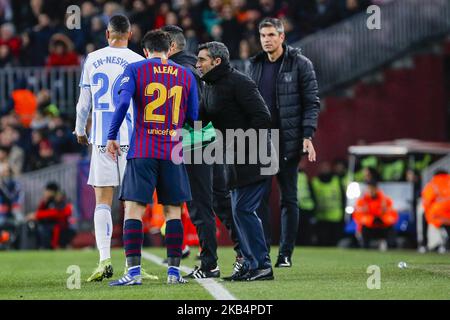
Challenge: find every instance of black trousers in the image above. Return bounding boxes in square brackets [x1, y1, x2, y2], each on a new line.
[257, 157, 300, 257]
[212, 163, 241, 257]
[185, 156, 240, 269]
[361, 226, 396, 249]
[315, 220, 344, 246]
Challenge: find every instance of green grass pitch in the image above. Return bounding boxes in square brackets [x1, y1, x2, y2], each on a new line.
[0, 247, 449, 300]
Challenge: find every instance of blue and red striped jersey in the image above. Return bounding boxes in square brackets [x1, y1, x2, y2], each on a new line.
[108, 57, 199, 161]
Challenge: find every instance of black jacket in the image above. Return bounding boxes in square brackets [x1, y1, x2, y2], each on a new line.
[170, 50, 203, 101]
[248, 44, 320, 160]
[201, 62, 276, 189]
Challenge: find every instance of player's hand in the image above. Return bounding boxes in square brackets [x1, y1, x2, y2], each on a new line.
[107, 140, 121, 161]
[76, 134, 89, 145]
[303, 139, 316, 162]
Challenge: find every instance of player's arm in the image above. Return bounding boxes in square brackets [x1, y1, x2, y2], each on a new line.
[185, 70, 199, 126]
[74, 56, 92, 145]
[107, 65, 136, 159]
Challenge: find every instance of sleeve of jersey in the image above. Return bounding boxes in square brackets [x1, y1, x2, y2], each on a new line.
[108, 65, 136, 140]
[186, 71, 199, 122]
[79, 55, 90, 88]
[74, 87, 92, 136]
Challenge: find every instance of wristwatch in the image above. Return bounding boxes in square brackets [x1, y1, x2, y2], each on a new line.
[304, 137, 313, 141]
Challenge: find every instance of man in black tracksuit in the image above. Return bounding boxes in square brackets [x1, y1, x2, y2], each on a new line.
[248, 18, 320, 268]
[197, 41, 276, 281]
[162, 26, 241, 279]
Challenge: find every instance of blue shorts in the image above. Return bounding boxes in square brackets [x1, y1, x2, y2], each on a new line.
[119, 158, 192, 205]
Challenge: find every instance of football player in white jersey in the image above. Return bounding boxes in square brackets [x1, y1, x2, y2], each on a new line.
[75, 14, 156, 282]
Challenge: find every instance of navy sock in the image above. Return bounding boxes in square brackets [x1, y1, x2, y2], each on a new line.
[123, 219, 143, 272]
[165, 219, 183, 264]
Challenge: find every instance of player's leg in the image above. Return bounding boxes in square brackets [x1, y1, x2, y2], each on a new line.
[86, 187, 114, 282]
[86, 146, 118, 282]
[158, 160, 192, 284]
[109, 158, 158, 286]
[164, 205, 189, 284]
[109, 201, 146, 286]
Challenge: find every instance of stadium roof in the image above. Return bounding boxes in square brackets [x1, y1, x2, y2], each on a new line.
[348, 139, 450, 156]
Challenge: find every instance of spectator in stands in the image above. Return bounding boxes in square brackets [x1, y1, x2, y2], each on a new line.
[0, 163, 22, 249]
[26, 182, 74, 249]
[0, 23, 21, 58]
[24, 13, 60, 66]
[7, 78, 37, 128]
[129, 0, 156, 33]
[0, 44, 14, 67]
[298, 0, 340, 34]
[0, 126, 25, 175]
[154, 2, 171, 29]
[422, 170, 450, 250]
[203, 0, 223, 36]
[258, 0, 283, 18]
[129, 23, 143, 54]
[353, 178, 398, 250]
[47, 115, 77, 156]
[218, 4, 244, 59]
[337, 0, 371, 20]
[46, 33, 79, 67]
[89, 15, 107, 50]
[28, 128, 60, 171]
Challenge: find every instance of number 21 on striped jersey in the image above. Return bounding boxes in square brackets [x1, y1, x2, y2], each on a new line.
[144, 83, 182, 125]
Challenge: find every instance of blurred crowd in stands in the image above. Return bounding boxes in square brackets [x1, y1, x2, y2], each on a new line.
[0, 0, 377, 68]
[0, 0, 381, 176]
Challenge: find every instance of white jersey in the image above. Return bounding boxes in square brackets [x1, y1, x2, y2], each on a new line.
[77, 46, 144, 146]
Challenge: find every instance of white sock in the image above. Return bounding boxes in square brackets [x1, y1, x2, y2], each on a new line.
[94, 204, 112, 262]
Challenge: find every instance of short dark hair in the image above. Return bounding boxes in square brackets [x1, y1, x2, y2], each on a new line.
[434, 169, 448, 175]
[258, 17, 284, 34]
[161, 25, 186, 50]
[46, 182, 60, 192]
[198, 41, 230, 63]
[108, 14, 131, 34]
[141, 30, 171, 53]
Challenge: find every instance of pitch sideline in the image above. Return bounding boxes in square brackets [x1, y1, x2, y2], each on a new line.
[141, 251, 237, 300]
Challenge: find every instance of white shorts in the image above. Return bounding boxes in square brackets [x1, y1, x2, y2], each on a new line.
[87, 145, 129, 187]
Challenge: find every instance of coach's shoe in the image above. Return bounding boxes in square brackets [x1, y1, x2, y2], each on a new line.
[185, 265, 220, 279]
[222, 260, 249, 281]
[109, 273, 142, 286]
[274, 255, 292, 268]
[87, 259, 113, 282]
[167, 267, 188, 284]
[246, 267, 274, 281]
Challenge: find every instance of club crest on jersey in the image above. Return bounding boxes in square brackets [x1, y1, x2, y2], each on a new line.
[97, 146, 107, 153]
[120, 145, 129, 153]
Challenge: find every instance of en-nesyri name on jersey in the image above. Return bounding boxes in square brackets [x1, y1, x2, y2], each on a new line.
[79, 46, 144, 146]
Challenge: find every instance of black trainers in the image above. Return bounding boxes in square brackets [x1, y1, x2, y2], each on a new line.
[247, 267, 274, 281]
[274, 255, 292, 268]
[185, 265, 220, 279]
[222, 259, 249, 281]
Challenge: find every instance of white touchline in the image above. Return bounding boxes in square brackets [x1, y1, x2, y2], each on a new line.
[141, 251, 237, 300]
